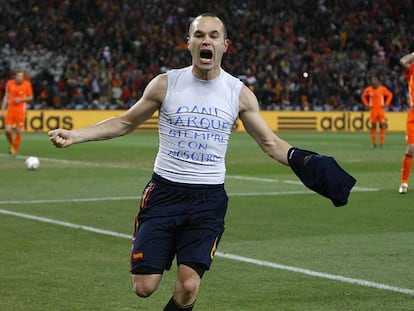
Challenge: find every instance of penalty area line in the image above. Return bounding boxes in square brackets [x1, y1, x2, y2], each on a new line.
[227, 175, 378, 192]
[0, 184, 376, 206]
[0, 208, 412, 297]
[217, 252, 414, 296]
[0, 155, 378, 192]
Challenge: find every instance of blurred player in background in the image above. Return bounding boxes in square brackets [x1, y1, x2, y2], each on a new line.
[48, 13, 355, 310]
[398, 52, 414, 194]
[361, 76, 393, 148]
[1, 69, 33, 155]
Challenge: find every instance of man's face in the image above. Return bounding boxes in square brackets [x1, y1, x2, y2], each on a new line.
[15, 72, 24, 84]
[187, 16, 228, 72]
[371, 77, 380, 87]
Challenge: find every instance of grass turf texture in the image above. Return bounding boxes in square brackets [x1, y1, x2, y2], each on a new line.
[1, 131, 413, 310]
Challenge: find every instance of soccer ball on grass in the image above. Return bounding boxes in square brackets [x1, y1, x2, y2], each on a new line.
[25, 156, 40, 170]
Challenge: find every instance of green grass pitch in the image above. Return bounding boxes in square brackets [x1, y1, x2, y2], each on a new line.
[1, 131, 413, 310]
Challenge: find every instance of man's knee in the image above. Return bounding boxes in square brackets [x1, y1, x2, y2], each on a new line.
[407, 144, 414, 155]
[132, 282, 155, 298]
[131, 274, 162, 298]
[175, 264, 202, 300]
[178, 277, 200, 297]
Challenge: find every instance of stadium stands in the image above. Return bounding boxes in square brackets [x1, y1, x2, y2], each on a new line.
[0, 0, 413, 111]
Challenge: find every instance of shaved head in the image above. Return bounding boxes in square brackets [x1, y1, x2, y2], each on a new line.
[189, 13, 227, 40]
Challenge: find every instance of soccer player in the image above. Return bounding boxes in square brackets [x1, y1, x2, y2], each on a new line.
[1, 69, 33, 155]
[361, 76, 393, 148]
[398, 52, 414, 194]
[48, 13, 355, 310]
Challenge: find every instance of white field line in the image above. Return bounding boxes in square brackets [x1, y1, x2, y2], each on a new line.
[0, 197, 138, 205]
[226, 175, 377, 192]
[0, 185, 374, 206]
[0, 154, 376, 206]
[0, 153, 143, 169]
[1, 154, 378, 193]
[0, 193, 314, 206]
[1, 208, 413, 297]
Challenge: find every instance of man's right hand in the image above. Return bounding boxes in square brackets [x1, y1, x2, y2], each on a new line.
[48, 129, 74, 148]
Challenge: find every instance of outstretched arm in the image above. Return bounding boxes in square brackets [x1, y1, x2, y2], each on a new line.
[238, 84, 356, 207]
[238, 84, 291, 165]
[49, 74, 167, 148]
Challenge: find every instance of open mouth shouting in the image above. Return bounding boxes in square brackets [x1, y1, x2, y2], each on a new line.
[199, 49, 213, 63]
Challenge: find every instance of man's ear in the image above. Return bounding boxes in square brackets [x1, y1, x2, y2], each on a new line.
[223, 39, 230, 53]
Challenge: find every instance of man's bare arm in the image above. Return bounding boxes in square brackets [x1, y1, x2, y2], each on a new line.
[49, 74, 167, 148]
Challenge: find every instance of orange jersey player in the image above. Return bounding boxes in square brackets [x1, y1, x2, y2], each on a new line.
[361, 76, 393, 148]
[398, 52, 414, 194]
[1, 69, 33, 155]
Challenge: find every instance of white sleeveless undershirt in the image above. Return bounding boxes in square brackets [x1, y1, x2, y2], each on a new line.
[154, 66, 242, 184]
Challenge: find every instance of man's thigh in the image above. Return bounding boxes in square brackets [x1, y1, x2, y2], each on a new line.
[406, 111, 414, 144]
[5, 112, 25, 128]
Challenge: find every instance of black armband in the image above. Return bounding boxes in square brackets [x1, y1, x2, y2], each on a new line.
[287, 147, 356, 207]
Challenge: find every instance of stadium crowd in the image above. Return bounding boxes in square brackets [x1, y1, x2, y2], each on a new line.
[0, 0, 413, 111]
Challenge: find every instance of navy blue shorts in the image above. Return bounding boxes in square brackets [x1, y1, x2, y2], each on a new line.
[130, 173, 228, 274]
